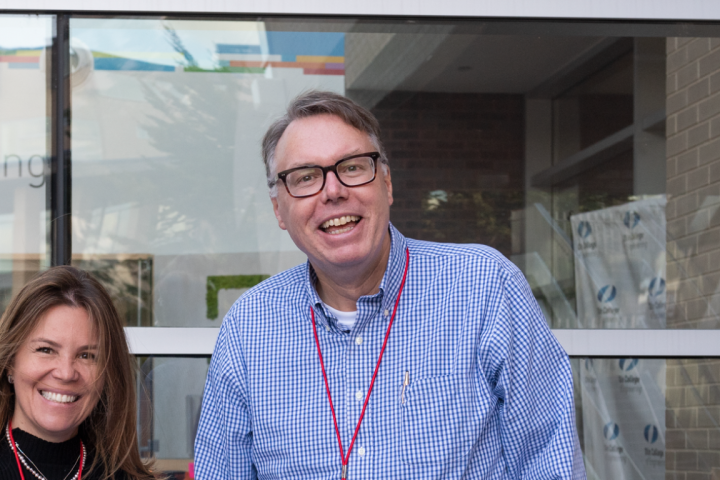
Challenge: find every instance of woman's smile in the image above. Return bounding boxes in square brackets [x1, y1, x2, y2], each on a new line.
[9, 305, 103, 443]
[40, 389, 80, 404]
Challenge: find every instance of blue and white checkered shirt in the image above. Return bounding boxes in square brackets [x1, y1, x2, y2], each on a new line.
[195, 225, 586, 479]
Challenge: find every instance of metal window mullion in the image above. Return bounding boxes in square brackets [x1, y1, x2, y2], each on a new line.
[50, 13, 71, 267]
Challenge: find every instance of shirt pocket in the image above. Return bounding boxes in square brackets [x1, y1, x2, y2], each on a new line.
[401, 373, 475, 465]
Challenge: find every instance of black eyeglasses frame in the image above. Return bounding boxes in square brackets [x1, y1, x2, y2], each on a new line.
[275, 152, 381, 198]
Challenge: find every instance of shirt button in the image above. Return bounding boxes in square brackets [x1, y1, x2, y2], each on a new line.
[358, 446, 366, 457]
[355, 336, 363, 346]
[384, 309, 389, 317]
[355, 390, 363, 401]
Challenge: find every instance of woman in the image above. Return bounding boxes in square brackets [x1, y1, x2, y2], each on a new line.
[0, 266, 157, 480]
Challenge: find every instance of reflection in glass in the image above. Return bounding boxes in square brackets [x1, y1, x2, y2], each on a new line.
[136, 356, 209, 478]
[578, 357, 666, 479]
[72, 256, 153, 326]
[67, 18, 720, 330]
[553, 48, 634, 162]
[570, 196, 667, 328]
[573, 357, 720, 480]
[520, 37, 669, 329]
[0, 15, 52, 315]
[70, 20, 348, 325]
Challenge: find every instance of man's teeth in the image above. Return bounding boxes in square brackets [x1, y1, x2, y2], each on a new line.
[327, 225, 354, 235]
[321, 215, 360, 230]
[41, 391, 77, 404]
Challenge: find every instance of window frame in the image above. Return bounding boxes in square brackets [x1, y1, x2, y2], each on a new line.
[3, 1, 720, 21]
[28, 11, 720, 360]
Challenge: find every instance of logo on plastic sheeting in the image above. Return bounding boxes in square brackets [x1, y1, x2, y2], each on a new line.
[577, 221, 592, 238]
[604, 422, 620, 440]
[648, 277, 666, 297]
[644, 424, 659, 444]
[597, 285, 617, 303]
[624, 211, 641, 229]
[575, 221, 597, 252]
[619, 358, 639, 371]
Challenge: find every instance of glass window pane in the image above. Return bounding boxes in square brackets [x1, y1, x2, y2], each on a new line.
[144, 354, 720, 480]
[573, 357, 720, 480]
[68, 18, 720, 328]
[0, 15, 52, 315]
[136, 356, 208, 479]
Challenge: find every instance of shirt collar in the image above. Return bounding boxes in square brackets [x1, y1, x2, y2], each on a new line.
[304, 223, 408, 326]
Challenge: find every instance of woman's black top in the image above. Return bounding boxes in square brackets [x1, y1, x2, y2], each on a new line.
[0, 428, 128, 480]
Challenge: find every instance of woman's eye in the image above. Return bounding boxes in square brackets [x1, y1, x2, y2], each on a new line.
[36, 347, 52, 354]
[80, 352, 96, 360]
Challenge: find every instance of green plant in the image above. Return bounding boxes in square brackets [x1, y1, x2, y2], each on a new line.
[206, 275, 269, 320]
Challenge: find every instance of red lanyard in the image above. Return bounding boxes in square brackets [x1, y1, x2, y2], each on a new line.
[310, 247, 409, 480]
[8, 419, 84, 480]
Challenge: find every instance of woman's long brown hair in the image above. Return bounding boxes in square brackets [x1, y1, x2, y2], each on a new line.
[0, 266, 158, 480]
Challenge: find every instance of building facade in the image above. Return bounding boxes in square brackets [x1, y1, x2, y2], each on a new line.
[1, 2, 719, 478]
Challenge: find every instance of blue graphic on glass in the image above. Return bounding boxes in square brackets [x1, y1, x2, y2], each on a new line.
[604, 422, 620, 440]
[648, 277, 666, 297]
[644, 424, 659, 444]
[597, 285, 617, 303]
[619, 358, 639, 371]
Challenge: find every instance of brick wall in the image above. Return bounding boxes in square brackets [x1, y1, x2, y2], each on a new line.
[666, 37, 720, 329]
[665, 37, 720, 480]
[666, 359, 720, 480]
[370, 91, 524, 256]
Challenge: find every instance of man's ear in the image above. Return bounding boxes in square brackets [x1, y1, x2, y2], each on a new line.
[271, 196, 288, 230]
[383, 166, 393, 207]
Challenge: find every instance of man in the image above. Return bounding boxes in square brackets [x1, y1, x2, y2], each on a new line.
[195, 91, 586, 479]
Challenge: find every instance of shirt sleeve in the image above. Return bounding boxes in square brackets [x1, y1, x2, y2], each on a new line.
[480, 270, 586, 480]
[194, 319, 256, 480]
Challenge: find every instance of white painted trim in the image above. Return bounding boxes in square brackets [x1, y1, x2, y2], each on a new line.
[124, 327, 720, 357]
[125, 327, 220, 355]
[0, 0, 719, 21]
[554, 329, 720, 357]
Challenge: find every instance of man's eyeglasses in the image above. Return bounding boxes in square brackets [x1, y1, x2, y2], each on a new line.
[275, 152, 380, 198]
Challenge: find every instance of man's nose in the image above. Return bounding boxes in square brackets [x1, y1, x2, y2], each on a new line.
[321, 170, 348, 201]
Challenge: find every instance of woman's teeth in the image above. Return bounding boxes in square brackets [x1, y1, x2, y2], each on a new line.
[41, 391, 77, 404]
[321, 215, 360, 231]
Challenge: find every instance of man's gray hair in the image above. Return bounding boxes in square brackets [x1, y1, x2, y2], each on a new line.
[261, 90, 388, 197]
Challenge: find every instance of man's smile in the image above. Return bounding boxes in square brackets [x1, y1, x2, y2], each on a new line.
[320, 215, 361, 235]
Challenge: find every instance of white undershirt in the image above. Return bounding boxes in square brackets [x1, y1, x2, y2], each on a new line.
[324, 304, 358, 331]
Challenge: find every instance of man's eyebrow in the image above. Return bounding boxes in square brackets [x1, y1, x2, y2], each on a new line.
[340, 149, 362, 159]
[286, 149, 365, 169]
[287, 162, 320, 169]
